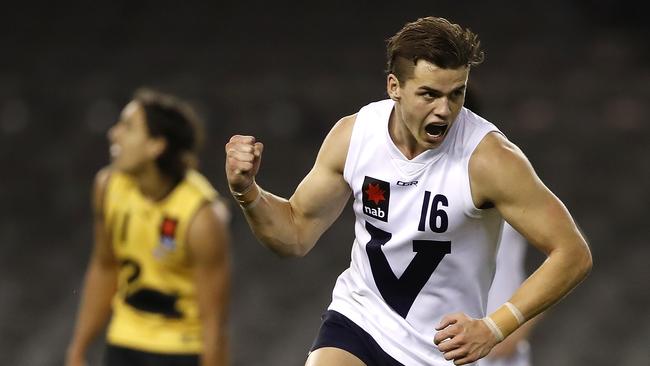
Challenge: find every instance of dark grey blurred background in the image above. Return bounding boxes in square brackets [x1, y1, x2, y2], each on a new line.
[1, 1, 648, 365]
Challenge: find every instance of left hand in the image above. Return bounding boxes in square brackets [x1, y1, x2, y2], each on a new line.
[433, 312, 499, 365]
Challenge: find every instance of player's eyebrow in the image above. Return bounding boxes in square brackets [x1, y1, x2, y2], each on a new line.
[417, 86, 442, 93]
[417, 85, 466, 94]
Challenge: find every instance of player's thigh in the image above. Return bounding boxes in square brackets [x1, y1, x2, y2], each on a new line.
[305, 347, 366, 366]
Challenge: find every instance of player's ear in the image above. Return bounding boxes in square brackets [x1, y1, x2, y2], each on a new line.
[147, 137, 167, 159]
[387, 74, 401, 101]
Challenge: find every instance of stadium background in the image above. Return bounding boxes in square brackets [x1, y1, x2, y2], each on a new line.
[0, 1, 647, 365]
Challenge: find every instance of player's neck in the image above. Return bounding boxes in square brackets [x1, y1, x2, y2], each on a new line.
[388, 111, 427, 160]
[135, 165, 177, 202]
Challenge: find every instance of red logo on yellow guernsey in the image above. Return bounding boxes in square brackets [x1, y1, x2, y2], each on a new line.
[362, 176, 390, 222]
[154, 217, 178, 259]
[161, 218, 178, 237]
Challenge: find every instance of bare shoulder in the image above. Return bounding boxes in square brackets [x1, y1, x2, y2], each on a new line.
[469, 132, 538, 206]
[324, 113, 357, 150]
[93, 166, 113, 214]
[211, 198, 231, 225]
[317, 113, 358, 174]
[186, 200, 230, 264]
[470, 132, 526, 167]
[332, 113, 357, 134]
[190, 201, 229, 237]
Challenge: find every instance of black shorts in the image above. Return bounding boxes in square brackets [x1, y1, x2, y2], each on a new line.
[104, 344, 199, 366]
[310, 310, 404, 366]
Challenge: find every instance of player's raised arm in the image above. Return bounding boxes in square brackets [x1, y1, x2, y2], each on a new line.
[225, 115, 355, 257]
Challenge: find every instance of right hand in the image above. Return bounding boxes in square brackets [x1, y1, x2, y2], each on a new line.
[225, 135, 264, 193]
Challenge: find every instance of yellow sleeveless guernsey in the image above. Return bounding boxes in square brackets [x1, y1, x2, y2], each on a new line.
[104, 170, 217, 354]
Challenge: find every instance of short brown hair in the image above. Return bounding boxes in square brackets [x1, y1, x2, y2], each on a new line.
[386, 17, 485, 82]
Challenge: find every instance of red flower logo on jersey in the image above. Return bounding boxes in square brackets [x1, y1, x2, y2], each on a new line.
[362, 176, 390, 222]
[161, 218, 178, 237]
[155, 217, 179, 259]
[365, 183, 386, 205]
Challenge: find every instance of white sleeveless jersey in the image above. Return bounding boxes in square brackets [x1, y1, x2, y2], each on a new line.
[329, 99, 504, 365]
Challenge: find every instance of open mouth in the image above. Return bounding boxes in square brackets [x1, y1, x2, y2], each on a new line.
[425, 123, 448, 138]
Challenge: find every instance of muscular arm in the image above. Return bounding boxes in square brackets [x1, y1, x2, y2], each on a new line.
[187, 200, 231, 366]
[225, 115, 355, 257]
[470, 132, 592, 321]
[66, 168, 117, 365]
[435, 133, 591, 365]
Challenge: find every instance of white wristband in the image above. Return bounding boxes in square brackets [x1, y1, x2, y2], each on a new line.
[482, 317, 504, 342]
[504, 302, 525, 325]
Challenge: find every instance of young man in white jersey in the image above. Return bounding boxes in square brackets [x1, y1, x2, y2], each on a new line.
[224, 16, 592, 366]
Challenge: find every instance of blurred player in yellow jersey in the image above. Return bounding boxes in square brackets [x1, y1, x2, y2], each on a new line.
[66, 89, 230, 366]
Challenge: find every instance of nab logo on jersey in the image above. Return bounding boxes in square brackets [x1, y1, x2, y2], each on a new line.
[362, 176, 390, 222]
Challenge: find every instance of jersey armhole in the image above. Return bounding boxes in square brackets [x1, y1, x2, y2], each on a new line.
[462, 129, 504, 218]
[343, 115, 365, 185]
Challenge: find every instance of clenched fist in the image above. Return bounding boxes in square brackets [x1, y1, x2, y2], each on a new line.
[225, 135, 264, 194]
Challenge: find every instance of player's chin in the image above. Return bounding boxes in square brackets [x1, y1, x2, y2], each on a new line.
[110, 161, 134, 174]
[109, 159, 123, 168]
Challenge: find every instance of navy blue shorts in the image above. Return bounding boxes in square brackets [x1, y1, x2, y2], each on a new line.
[104, 344, 199, 366]
[310, 310, 404, 366]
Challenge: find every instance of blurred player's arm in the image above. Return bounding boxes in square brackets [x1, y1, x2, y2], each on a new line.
[66, 168, 117, 366]
[187, 199, 231, 366]
[225, 115, 354, 257]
